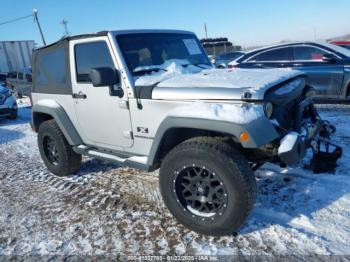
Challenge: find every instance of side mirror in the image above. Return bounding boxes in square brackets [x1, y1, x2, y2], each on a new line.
[89, 67, 123, 97]
[322, 53, 337, 63]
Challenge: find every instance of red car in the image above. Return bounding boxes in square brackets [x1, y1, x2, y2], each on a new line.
[330, 41, 350, 50]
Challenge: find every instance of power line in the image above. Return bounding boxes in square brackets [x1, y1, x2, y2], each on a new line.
[0, 10, 46, 46]
[0, 14, 33, 27]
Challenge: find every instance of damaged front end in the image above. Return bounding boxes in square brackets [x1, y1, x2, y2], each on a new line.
[308, 120, 342, 173]
[264, 77, 342, 173]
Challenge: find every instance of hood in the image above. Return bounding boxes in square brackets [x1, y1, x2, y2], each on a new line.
[134, 61, 304, 100]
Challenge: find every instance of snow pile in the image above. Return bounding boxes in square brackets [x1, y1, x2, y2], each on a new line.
[169, 101, 264, 124]
[157, 68, 302, 90]
[134, 59, 303, 93]
[134, 59, 205, 86]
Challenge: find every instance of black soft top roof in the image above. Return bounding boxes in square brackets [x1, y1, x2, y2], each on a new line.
[35, 31, 109, 51]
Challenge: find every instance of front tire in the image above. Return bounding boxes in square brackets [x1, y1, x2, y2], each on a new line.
[159, 137, 257, 236]
[38, 119, 81, 176]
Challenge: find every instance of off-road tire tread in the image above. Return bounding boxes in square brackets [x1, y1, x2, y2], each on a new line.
[38, 119, 81, 176]
[160, 136, 257, 236]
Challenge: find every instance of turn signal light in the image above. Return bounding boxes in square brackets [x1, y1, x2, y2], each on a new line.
[239, 132, 249, 142]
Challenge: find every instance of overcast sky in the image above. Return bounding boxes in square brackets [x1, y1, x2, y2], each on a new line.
[0, 0, 349, 48]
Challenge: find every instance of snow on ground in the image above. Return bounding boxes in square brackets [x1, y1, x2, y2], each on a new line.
[0, 99, 350, 258]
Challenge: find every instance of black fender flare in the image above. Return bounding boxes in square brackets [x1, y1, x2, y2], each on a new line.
[146, 115, 279, 166]
[32, 103, 83, 145]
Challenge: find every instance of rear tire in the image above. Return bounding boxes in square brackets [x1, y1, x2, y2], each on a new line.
[159, 137, 257, 236]
[38, 119, 81, 176]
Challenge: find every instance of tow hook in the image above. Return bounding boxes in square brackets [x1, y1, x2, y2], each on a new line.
[310, 122, 342, 174]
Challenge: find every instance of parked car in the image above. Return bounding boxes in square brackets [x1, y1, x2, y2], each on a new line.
[214, 51, 244, 68]
[6, 68, 32, 98]
[232, 42, 350, 101]
[31, 30, 341, 236]
[329, 40, 350, 50]
[0, 84, 17, 119]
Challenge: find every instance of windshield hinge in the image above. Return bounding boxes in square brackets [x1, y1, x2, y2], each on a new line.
[123, 131, 133, 139]
[119, 100, 129, 109]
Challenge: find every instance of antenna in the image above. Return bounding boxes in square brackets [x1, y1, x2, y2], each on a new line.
[61, 19, 69, 36]
[204, 23, 208, 39]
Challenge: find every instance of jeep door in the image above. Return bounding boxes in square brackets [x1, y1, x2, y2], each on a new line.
[70, 37, 133, 149]
[291, 45, 344, 99]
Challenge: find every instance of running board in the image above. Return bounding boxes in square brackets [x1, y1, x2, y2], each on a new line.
[73, 145, 150, 171]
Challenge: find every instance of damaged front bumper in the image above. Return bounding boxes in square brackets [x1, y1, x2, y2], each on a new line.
[277, 99, 342, 173]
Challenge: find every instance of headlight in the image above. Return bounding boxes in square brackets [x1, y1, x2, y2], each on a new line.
[264, 102, 274, 118]
[1, 90, 12, 99]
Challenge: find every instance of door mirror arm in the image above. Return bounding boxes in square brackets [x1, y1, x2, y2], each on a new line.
[109, 84, 124, 98]
[322, 54, 337, 63]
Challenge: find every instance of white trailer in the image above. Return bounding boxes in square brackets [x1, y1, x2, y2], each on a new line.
[0, 40, 35, 73]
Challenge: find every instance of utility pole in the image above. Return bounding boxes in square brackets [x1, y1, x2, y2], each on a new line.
[204, 23, 208, 39]
[33, 9, 46, 46]
[61, 19, 69, 36]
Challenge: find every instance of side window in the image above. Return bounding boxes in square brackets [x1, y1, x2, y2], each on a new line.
[18, 72, 23, 80]
[248, 47, 293, 62]
[36, 47, 66, 86]
[75, 41, 114, 83]
[293, 46, 327, 61]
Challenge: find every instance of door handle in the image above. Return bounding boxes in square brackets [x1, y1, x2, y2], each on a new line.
[72, 92, 87, 99]
[293, 63, 303, 67]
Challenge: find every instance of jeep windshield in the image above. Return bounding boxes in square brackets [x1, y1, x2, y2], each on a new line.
[116, 33, 212, 75]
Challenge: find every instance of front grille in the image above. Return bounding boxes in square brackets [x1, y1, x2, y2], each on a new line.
[276, 95, 307, 132]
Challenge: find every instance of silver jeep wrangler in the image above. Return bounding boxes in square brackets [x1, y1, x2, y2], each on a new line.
[31, 30, 341, 236]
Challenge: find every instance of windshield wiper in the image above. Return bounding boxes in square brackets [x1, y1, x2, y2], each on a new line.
[133, 67, 167, 76]
[181, 63, 212, 69]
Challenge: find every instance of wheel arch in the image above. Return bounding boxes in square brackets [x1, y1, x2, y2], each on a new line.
[147, 116, 279, 170]
[32, 102, 83, 145]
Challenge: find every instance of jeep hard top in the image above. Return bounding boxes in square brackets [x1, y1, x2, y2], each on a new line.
[31, 30, 342, 236]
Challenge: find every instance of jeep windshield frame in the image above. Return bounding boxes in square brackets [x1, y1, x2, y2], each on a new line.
[116, 33, 211, 75]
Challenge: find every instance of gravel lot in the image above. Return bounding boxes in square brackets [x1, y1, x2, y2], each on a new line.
[0, 100, 350, 259]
